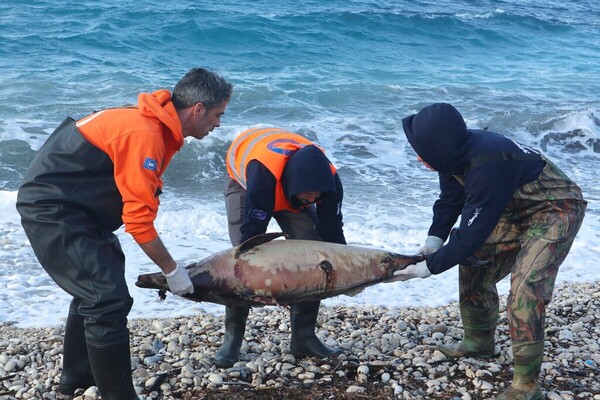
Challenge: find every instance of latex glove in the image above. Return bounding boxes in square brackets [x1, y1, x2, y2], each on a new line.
[391, 261, 432, 281]
[418, 236, 444, 256]
[163, 265, 194, 296]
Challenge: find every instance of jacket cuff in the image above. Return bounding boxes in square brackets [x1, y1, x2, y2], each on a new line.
[130, 226, 159, 244]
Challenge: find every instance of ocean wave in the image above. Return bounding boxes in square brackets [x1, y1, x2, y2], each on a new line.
[535, 110, 600, 154]
[1, 0, 598, 198]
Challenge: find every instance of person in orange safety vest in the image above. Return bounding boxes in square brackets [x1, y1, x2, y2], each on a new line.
[215, 127, 346, 368]
[16, 68, 232, 399]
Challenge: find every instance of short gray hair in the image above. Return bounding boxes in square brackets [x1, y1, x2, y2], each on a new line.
[171, 68, 233, 111]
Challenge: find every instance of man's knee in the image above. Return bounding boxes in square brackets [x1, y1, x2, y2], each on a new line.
[82, 296, 133, 345]
[275, 210, 321, 241]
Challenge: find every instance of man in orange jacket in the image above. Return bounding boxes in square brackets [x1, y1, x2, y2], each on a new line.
[16, 68, 232, 399]
[215, 127, 346, 368]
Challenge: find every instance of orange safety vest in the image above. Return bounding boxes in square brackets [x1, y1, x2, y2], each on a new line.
[226, 127, 336, 212]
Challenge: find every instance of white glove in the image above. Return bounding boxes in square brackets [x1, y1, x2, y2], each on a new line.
[163, 265, 194, 296]
[418, 236, 444, 256]
[391, 261, 432, 281]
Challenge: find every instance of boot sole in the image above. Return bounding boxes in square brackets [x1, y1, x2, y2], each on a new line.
[290, 349, 342, 358]
[437, 345, 498, 359]
[214, 356, 237, 368]
[494, 388, 542, 400]
[58, 374, 96, 395]
[58, 381, 96, 395]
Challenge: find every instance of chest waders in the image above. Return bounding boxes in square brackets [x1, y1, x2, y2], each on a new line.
[437, 157, 586, 400]
[16, 118, 139, 399]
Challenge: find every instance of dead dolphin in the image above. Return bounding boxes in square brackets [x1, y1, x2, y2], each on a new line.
[135, 232, 424, 307]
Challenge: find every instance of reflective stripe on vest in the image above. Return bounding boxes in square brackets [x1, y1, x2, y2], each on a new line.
[226, 127, 293, 188]
[226, 127, 335, 212]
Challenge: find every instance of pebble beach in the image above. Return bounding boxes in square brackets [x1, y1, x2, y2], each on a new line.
[0, 281, 598, 399]
[2, 2, 599, 398]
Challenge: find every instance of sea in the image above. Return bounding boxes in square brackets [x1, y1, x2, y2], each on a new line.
[0, 0, 598, 328]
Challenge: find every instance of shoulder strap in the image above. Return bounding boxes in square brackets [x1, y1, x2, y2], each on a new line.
[467, 151, 542, 171]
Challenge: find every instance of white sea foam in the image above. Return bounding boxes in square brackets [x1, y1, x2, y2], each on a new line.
[1, 180, 598, 328]
[1, 0, 599, 329]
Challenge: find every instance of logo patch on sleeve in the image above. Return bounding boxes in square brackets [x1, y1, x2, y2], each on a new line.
[468, 207, 482, 226]
[250, 209, 268, 220]
[143, 157, 158, 171]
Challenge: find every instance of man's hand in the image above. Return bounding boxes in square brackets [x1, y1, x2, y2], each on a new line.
[418, 236, 443, 256]
[139, 236, 194, 295]
[391, 261, 432, 281]
[163, 265, 194, 296]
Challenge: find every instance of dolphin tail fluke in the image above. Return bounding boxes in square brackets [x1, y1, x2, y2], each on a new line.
[389, 252, 425, 272]
[135, 272, 168, 290]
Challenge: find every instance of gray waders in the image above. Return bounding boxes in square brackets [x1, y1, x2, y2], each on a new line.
[216, 178, 341, 367]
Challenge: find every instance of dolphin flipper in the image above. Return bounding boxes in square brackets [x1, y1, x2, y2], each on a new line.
[235, 232, 287, 258]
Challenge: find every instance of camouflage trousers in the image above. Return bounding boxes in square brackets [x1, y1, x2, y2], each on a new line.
[458, 161, 587, 343]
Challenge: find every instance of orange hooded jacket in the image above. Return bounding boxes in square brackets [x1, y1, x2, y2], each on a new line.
[76, 90, 184, 243]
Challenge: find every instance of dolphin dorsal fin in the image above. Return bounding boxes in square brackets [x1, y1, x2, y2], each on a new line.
[235, 232, 287, 258]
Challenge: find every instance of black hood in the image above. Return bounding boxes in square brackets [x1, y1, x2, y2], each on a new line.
[282, 145, 335, 207]
[402, 103, 470, 172]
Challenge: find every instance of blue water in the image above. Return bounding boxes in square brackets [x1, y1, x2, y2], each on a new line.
[0, 0, 599, 326]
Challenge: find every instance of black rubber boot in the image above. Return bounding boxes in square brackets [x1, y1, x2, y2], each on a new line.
[58, 311, 95, 395]
[290, 301, 341, 358]
[87, 341, 139, 400]
[214, 306, 250, 368]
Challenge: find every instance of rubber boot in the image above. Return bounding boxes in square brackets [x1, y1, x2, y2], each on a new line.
[437, 306, 498, 358]
[58, 312, 95, 395]
[87, 341, 139, 400]
[494, 340, 544, 400]
[214, 306, 250, 368]
[290, 301, 341, 358]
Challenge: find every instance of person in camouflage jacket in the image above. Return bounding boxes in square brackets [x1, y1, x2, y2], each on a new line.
[394, 103, 586, 400]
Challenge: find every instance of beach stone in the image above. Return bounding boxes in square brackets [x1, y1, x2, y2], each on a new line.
[571, 322, 584, 333]
[208, 373, 223, 384]
[0, 281, 597, 399]
[474, 378, 494, 390]
[4, 359, 18, 372]
[346, 385, 366, 393]
[82, 386, 99, 399]
[396, 321, 408, 331]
